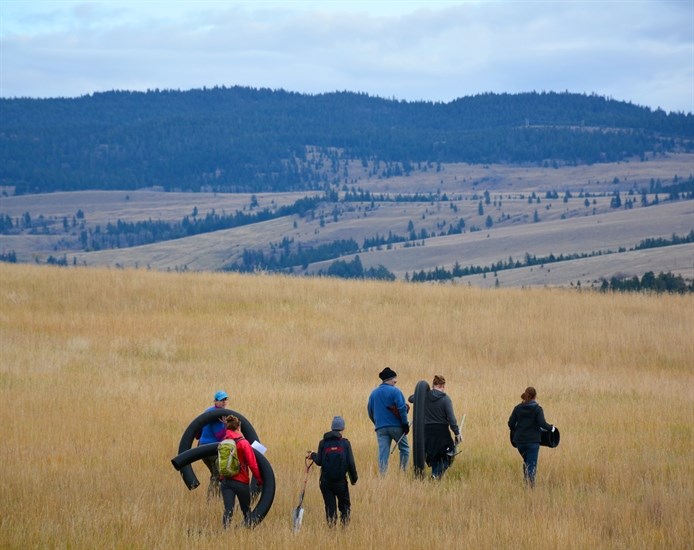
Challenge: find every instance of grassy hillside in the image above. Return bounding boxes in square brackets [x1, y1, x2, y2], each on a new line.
[1, 154, 692, 287]
[1, 263, 692, 548]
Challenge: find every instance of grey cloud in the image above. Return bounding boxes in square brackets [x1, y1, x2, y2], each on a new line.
[1, 1, 691, 112]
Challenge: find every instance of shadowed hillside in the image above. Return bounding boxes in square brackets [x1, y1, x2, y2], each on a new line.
[2, 87, 692, 193]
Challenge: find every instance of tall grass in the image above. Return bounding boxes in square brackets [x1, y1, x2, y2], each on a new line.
[1, 263, 692, 549]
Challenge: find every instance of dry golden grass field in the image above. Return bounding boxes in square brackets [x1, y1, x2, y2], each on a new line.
[1, 263, 692, 549]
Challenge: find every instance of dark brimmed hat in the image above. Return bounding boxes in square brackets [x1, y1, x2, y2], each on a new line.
[379, 367, 397, 381]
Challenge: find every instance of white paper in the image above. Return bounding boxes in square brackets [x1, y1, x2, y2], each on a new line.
[251, 440, 267, 455]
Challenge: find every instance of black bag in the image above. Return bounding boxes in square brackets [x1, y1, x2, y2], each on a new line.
[321, 439, 347, 481]
[510, 427, 561, 448]
[540, 426, 560, 448]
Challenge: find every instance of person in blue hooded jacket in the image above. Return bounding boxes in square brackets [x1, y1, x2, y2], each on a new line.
[367, 367, 410, 475]
[508, 386, 555, 488]
[197, 390, 229, 500]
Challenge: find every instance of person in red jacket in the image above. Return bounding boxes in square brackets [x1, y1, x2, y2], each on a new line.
[220, 415, 263, 528]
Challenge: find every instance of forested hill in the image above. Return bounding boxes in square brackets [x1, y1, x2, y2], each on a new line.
[1, 87, 692, 194]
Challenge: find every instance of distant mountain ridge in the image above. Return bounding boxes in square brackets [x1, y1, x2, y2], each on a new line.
[1, 87, 692, 194]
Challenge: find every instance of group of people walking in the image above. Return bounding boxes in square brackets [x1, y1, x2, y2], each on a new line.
[196, 371, 554, 529]
[365, 368, 463, 480]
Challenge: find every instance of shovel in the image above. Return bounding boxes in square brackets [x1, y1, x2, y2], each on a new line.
[390, 431, 407, 455]
[292, 456, 314, 533]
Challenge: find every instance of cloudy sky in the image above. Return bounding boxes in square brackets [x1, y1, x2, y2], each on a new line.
[1, 1, 692, 113]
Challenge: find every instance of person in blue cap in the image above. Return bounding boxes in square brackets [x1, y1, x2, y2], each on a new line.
[197, 390, 229, 500]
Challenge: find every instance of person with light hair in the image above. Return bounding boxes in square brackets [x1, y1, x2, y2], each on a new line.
[424, 375, 461, 479]
[367, 367, 410, 475]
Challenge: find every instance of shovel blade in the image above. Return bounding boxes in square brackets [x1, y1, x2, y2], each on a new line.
[292, 506, 304, 532]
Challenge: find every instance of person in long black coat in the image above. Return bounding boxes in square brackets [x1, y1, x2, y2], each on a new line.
[424, 375, 461, 479]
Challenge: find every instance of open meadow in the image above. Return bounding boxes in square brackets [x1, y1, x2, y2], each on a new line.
[1, 263, 692, 549]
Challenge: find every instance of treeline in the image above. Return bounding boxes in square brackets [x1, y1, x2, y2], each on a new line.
[82, 195, 321, 250]
[224, 238, 360, 272]
[600, 271, 694, 293]
[362, 232, 409, 249]
[406, 231, 694, 283]
[343, 189, 451, 203]
[223, 243, 395, 281]
[319, 255, 395, 281]
[635, 230, 694, 250]
[225, 222, 449, 274]
[0, 250, 17, 263]
[0, 195, 322, 252]
[408, 252, 600, 282]
[2, 87, 692, 194]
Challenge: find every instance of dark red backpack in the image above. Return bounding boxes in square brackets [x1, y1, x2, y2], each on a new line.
[321, 439, 347, 481]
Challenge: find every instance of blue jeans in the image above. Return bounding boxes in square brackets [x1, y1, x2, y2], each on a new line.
[431, 456, 451, 479]
[376, 426, 409, 475]
[516, 443, 540, 487]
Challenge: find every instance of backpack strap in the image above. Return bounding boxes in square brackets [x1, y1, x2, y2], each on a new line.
[231, 436, 245, 466]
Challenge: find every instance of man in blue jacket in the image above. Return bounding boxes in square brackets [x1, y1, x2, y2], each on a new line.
[367, 367, 410, 475]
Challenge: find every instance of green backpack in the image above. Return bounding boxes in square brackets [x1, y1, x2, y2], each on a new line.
[217, 437, 243, 478]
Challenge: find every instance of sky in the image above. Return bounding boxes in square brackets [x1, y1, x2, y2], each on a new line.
[1, 1, 692, 114]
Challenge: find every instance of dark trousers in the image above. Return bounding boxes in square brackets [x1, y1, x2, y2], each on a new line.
[319, 478, 351, 527]
[425, 423, 454, 479]
[220, 478, 251, 528]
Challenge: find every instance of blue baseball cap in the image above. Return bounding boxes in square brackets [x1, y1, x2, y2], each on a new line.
[214, 390, 229, 401]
